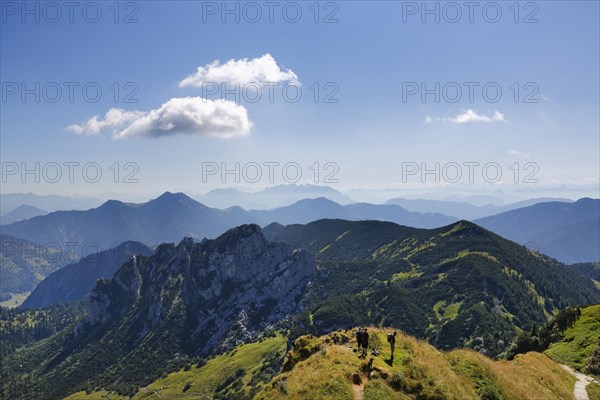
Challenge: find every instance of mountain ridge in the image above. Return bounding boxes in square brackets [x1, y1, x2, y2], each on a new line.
[0, 192, 260, 249]
[475, 198, 600, 263]
[385, 196, 573, 220]
[0, 205, 47, 225]
[0, 193, 456, 250]
[264, 218, 600, 356]
[63, 327, 596, 400]
[1, 224, 316, 399]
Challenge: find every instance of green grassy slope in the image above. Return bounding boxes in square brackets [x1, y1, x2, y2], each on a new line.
[545, 305, 600, 370]
[133, 334, 287, 399]
[254, 328, 592, 400]
[66, 327, 600, 400]
[64, 334, 287, 400]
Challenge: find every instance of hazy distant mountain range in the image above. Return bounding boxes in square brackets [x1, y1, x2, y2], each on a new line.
[0, 192, 456, 249]
[251, 197, 456, 228]
[0, 204, 48, 225]
[1, 193, 102, 213]
[197, 184, 356, 209]
[474, 198, 600, 264]
[0, 192, 258, 249]
[346, 189, 551, 205]
[2, 191, 598, 264]
[385, 197, 573, 220]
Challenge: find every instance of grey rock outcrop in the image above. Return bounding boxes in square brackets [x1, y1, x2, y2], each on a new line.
[75, 224, 316, 356]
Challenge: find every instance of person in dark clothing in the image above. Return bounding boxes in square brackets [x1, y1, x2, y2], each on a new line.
[356, 328, 363, 350]
[361, 329, 369, 356]
[366, 357, 374, 378]
[387, 331, 397, 358]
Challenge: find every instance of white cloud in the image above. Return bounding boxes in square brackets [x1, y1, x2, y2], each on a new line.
[449, 109, 506, 124]
[179, 54, 299, 88]
[68, 54, 295, 140]
[66, 97, 252, 139]
[508, 149, 530, 158]
[66, 108, 144, 135]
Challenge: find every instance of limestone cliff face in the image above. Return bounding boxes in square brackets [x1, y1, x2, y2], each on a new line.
[76, 224, 316, 355]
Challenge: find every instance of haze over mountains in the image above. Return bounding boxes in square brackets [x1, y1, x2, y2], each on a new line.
[0, 193, 102, 214]
[196, 184, 355, 209]
[197, 185, 573, 218]
[386, 197, 573, 220]
[0, 205, 47, 225]
[250, 197, 456, 228]
[0, 192, 455, 249]
[0, 192, 259, 249]
[2, 189, 598, 265]
[475, 198, 600, 264]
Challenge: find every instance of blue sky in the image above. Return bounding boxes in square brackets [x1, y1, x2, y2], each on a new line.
[1, 0, 599, 201]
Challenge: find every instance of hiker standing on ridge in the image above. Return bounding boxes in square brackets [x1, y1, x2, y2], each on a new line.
[361, 328, 369, 356]
[356, 328, 363, 351]
[387, 331, 397, 359]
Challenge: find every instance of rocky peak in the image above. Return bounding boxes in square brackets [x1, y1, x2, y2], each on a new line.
[75, 224, 316, 355]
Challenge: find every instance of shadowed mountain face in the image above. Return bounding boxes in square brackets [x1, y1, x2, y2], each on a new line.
[474, 198, 600, 263]
[0, 192, 261, 249]
[570, 262, 600, 284]
[2, 224, 316, 399]
[21, 241, 153, 309]
[0, 194, 455, 251]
